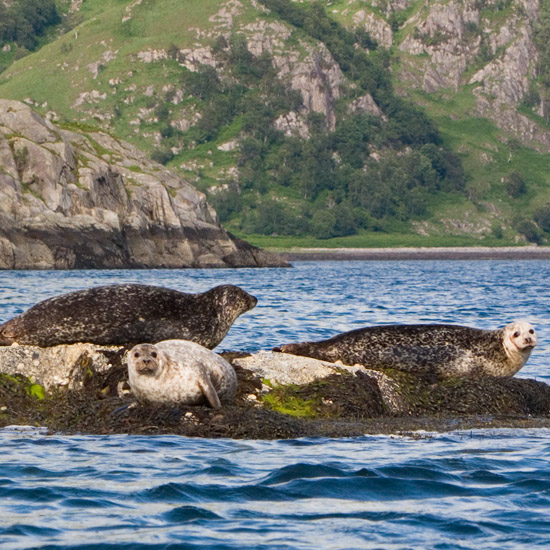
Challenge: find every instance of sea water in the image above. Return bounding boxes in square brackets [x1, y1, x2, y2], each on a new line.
[1, 261, 549, 549]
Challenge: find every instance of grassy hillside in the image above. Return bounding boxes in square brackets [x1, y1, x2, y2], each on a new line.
[1, 0, 550, 247]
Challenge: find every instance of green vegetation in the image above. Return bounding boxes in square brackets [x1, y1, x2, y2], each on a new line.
[408, 81, 550, 244]
[200, 0, 466, 239]
[0, 374, 45, 401]
[1, 0, 550, 246]
[29, 383, 46, 400]
[0, 0, 60, 64]
[526, 0, 550, 122]
[240, 231, 521, 250]
[262, 386, 319, 417]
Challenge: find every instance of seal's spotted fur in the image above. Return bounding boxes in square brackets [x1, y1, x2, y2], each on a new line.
[274, 322, 537, 377]
[0, 284, 257, 348]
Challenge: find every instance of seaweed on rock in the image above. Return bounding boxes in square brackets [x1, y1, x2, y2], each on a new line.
[1, 347, 550, 438]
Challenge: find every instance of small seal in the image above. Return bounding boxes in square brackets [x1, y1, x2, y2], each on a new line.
[274, 321, 537, 377]
[127, 340, 238, 408]
[0, 284, 257, 348]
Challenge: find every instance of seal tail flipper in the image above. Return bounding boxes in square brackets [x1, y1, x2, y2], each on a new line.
[272, 343, 306, 354]
[198, 376, 222, 409]
[272, 342, 334, 362]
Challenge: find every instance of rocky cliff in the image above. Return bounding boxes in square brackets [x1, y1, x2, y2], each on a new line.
[23, 0, 544, 154]
[0, 100, 286, 269]
[392, 0, 548, 150]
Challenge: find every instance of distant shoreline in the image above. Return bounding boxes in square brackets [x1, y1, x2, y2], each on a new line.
[279, 246, 550, 261]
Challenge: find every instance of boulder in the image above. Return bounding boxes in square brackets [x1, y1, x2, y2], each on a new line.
[0, 343, 125, 390]
[0, 100, 288, 269]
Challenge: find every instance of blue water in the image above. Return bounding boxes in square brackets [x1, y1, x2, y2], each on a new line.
[1, 261, 550, 549]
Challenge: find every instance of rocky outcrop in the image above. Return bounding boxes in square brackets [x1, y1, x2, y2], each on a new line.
[1, 344, 550, 438]
[395, 0, 550, 150]
[0, 100, 287, 269]
[0, 343, 122, 390]
[353, 10, 393, 48]
[399, 0, 481, 92]
[122, 0, 549, 151]
[185, 17, 348, 133]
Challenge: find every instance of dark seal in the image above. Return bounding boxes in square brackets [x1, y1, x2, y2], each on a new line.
[274, 321, 537, 377]
[0, 284, 257, 348]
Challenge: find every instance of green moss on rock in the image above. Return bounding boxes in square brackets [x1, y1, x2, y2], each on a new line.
[1, 359, 550, 439]
[261, 372, 387, 419]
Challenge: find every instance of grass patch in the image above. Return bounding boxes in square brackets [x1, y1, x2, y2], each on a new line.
[239, 231, 522, 250]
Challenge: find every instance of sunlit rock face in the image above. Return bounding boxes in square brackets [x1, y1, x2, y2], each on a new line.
[0, 100, 286, 269]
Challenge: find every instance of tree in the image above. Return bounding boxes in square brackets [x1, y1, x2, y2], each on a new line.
[0, 0, 60, 50]
[184, 66, 220, 100]
[516, 219, 541, 243]
[332, 114, 373, 169]
[311, 209, 337, 239]
[505, 171, 527, 198]
[534, 203, 550, 232]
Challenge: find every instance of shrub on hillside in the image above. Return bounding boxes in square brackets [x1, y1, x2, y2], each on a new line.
[515, 219, 542, 244]
[0, 0, 60, 50]
[505, 171, 527, 198]
[534, 203, 550, 232]
[151, 148, 174, 165]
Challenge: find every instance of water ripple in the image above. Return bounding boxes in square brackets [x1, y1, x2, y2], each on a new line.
[0, 263, 550, 548]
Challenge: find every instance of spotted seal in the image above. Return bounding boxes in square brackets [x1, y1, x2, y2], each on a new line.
[274, 321, 537, 377]
[0, 284, 257, 348]
[127, 340, 238, 408]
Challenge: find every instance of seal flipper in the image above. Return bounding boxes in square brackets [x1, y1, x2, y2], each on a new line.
[198, 375, 222, 409]
[0, 334, 14, 345]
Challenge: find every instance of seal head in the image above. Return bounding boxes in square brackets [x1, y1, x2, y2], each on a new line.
[129, 343, 163, 377]
[501, 321, 537, 373]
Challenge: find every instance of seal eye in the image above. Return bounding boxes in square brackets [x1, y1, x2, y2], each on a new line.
[513, 331, 520, 338]
[134, 352, 140, 358]
[151, 352, 157, 358]
[529, 329, 535, 334]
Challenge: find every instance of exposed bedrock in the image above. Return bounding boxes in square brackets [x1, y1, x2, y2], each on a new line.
[0, 100, 287, 269]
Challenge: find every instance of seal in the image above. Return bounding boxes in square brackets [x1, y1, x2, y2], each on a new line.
[127, 339, 238, 408]
[0, 283, 257, 348]
[274, 321, 537, 377]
